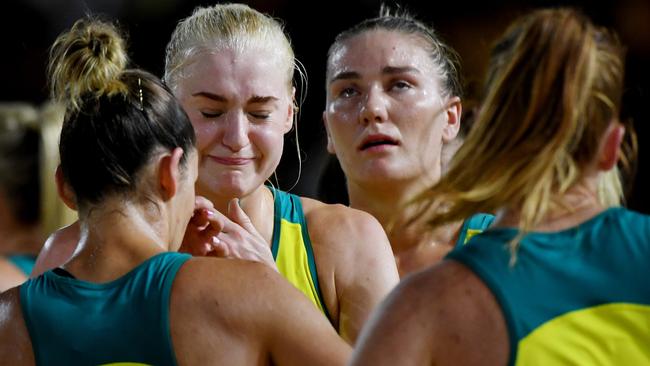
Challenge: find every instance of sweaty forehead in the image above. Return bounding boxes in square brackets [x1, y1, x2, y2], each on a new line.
[328, 29, 434, 79]
[176, 48, 291, 98]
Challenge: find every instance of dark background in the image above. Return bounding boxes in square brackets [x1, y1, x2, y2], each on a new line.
[2, 0, 648, 213]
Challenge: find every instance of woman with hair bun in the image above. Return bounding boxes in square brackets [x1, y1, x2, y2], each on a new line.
[351, 8, 649, 365]
[0, 18, 349, 366]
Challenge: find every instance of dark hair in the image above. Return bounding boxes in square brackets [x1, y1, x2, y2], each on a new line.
[326, 5, 463, 99]
[49, 19, 196, 209]
[0, 118, 39, 224]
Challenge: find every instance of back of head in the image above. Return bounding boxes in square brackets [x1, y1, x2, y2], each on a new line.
[164, 3, 296, 93]
[420, 8, 628, 234]
[49, 18, 195, 213]
[326, 5, 462, 99]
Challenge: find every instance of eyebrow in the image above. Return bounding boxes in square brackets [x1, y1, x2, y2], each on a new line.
[191, 92, 279, 104]
[191, 92, 227, 102]
[329, 66, 421, 84]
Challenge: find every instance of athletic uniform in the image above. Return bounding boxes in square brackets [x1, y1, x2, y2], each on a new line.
[6, 254, 36, 275]
[447, 207, 650, 365]
[455, 213, 494, 247]
[269, 187, 332, 322]
[20, 252, 191, 366]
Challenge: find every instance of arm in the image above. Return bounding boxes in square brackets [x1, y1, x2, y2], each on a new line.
[0, 288, 35, 365]
[351, 260, 509, 366]
[307, 203, 400, 343]
[256, 265, 352, 366]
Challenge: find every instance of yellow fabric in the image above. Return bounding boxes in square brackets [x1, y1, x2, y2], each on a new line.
[516, 303, 650, 365]
[275, 218, 326, 314]
[464, 229, 482, 244]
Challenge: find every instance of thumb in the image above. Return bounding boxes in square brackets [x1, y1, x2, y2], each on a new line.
[227, 198, 256, 233]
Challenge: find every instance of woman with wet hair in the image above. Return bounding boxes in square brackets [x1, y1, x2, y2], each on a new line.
[351, 8, 648, 365]
[323, 7, 493, 277]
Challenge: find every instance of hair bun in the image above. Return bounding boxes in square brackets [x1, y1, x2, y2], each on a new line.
[48, 19, 129, 113]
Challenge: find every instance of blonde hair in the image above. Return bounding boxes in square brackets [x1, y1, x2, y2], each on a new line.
[164, 3, 297, 92]
[164, 3, 307, 191]
[0, 102, 76, 235]
[47, 18, 196, 209]
[414, 8, 631, 253]
[48, 19, 129, 114]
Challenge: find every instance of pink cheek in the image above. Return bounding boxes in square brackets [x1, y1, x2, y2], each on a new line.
[192, 124, 220, 151]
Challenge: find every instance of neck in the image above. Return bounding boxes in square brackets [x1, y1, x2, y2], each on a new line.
[347, 176, 449, 253]
[201, 185, 275, 244]
[65, 200, 173, 282]
[495, 177, 604, 232]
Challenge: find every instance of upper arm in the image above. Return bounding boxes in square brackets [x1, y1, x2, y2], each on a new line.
[31, 221, 80, 277]
[170, 258, 350, 366]
[258, 265, 351, 366]
[351, 260, 510, 366]
[0, 288, 35, 365]
[308, 204, 400, 343]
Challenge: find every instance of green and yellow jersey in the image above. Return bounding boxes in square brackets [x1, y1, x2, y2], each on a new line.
[20, 252, 190, 366]
[447, 207, 650, 365]
[269, 187, 332, 322]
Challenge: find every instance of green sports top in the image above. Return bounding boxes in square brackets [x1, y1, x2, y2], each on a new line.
[269, 187, 332, 323]
[447, 207, 650, 365]
[20, 251, 191, 366]
[455, 213, 495, 247]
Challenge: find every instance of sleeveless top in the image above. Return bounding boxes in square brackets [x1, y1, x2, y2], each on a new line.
[7, 253, 36, 275]
[455, 213, 495, 247]
[269, 187, 331, 322]
[20, 251, 191, 366]
[447, 207, 650, 365]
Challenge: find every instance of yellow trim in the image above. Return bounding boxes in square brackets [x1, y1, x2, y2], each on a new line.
[464, 229, 482, 244]
[275, 218, 326, 314]
[516, 303, 650, 365]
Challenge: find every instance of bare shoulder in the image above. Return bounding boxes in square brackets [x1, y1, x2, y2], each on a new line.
[0, 288, 35, 365]
[352, 260, 509, 366]
[31, 222, 80, 277]
[300, 197, 389, 250]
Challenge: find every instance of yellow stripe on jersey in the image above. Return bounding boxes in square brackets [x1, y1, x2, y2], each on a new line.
[275, 218, 327, 314]
[516, 303, 650, 365]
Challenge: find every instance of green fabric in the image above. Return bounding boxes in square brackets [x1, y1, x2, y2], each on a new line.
[7, 254, 36, 275]
[447, 207, 650, 365]
[269, 186, 331, 323]
[20, 252, 191, 366]
[455, 213, 495, 247]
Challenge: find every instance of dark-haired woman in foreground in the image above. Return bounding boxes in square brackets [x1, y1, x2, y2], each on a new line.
[0, 18, 349, 366]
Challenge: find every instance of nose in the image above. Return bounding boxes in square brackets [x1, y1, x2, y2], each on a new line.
[221, 111, 250, 151]
[359, 86, 388, 125]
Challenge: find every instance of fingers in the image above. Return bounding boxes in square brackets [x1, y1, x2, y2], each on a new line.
[227, 198, 257, 234]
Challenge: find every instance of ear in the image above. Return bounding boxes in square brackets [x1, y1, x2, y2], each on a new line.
[283, 87, 296, 134]
[323, 110, 337, 155]
[55, 165, 77, 210]
[159, 147, 185, 201]
[597, 121, 625, 171]
[442, 96, 462, 143]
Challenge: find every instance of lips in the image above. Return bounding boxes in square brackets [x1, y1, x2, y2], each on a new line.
[359, 134, 400, 151]
[206, 155, 254, 166]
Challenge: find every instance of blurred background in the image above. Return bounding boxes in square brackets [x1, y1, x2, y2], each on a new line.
[2, 0, 648, 213]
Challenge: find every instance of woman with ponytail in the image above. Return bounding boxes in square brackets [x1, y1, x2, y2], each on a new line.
[351, 8, 648, 366]
[0, 18, 349, 366]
